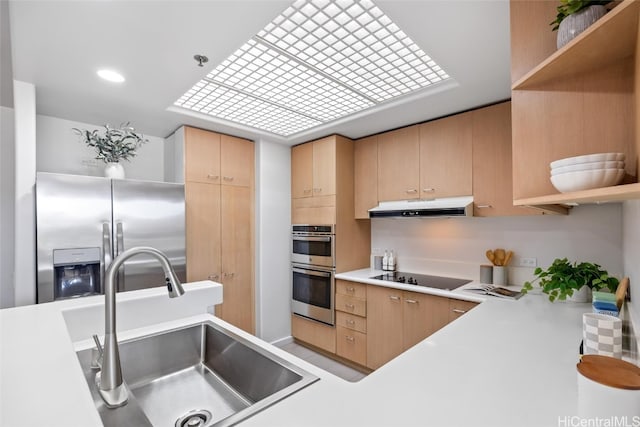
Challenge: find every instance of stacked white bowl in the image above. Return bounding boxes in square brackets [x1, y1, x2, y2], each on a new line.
[549, 153, 626, 193]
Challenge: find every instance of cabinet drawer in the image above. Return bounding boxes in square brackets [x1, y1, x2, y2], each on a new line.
[335, 293, 366, 317]
[336, 326, 367, 366]
[336, 280, 367, 299]
[449, 299, 478, 322]
[291, 314, 336, 354]
[336, 311, 367, 334]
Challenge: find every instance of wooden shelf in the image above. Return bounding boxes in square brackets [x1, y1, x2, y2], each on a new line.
[514, 183, 640, 206]
[512, 0, 640, 90]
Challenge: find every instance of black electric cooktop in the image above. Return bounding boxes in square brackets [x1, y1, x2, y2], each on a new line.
[371, 271, 471, 291]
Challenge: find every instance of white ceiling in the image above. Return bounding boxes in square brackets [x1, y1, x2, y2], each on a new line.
[5, 0, 511, 145]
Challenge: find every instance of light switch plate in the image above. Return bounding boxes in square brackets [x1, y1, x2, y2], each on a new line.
[520, 257, 537, 267]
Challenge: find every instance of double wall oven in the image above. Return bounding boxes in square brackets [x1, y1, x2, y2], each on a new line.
[291, 225, 335, 325]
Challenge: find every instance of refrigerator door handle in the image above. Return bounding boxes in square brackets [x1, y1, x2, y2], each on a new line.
[116, 222, 125, 292]
[102, 222, 112, 293]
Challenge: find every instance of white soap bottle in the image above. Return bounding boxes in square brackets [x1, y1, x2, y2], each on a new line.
[382, 250, 389, 271]
[388, 250, 396, 271]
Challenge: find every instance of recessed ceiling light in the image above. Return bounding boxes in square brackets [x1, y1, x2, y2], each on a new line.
[97, 69, 125, 83]
[174, 0, 451, 137]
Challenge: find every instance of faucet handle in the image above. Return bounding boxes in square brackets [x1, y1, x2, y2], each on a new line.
[91, 334, 104, 370]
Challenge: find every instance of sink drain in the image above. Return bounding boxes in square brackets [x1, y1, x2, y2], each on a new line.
[175, 409, 213, 427]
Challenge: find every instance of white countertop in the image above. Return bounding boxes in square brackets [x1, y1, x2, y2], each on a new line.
[1, 274, 638, 427]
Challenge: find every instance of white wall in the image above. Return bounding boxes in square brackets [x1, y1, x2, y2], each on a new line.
[13, 80, 36, 306]
[0, 106, 15, 308]
[622, 200, 640, 320]
[36, 115, 165, 182]
[372, 204, 624, 283]
[255, 139, 291, 343]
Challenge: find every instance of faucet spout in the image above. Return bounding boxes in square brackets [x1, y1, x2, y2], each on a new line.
[97, 246, 184, 408]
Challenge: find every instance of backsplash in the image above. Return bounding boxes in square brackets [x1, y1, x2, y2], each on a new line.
[371, 204, 624, 286]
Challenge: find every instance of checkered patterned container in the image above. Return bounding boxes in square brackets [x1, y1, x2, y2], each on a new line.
[582, 313, 622, 359]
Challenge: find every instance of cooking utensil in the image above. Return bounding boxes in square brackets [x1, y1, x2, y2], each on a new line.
[485, 250, 495, 265]
[494, 248, 506, 266]
[503, 250, 513, 266]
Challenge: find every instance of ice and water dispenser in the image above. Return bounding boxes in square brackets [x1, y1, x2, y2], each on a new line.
[52, 247, 101, 300]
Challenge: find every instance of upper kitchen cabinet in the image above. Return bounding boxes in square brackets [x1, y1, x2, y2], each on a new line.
[221, 134, 254, 187]
[510, 0, 640, 207]
[418, 111, 472, 199]
[472, 102, 542, 216]
[184, 127, 221, 184]
[291, 136, 336, 200]
[354, 135, 378, 219]
[377, 125, 420, 201]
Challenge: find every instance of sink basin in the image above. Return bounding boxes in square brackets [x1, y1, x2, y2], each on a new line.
[76, 321, 319, 426]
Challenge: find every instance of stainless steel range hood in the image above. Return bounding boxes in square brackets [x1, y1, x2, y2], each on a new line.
[368, 196, 473, 218]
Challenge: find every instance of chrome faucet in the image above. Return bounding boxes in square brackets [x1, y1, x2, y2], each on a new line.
[96, 246, 184, 408]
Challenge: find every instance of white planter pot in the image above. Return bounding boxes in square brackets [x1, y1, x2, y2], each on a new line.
[104, 162, 125, 179]
[557, 5, 607, 49]
[566, 286, 591, 303]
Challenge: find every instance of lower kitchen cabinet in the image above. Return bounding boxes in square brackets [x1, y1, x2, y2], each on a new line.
[336, 326, 367, 366]
[366, 284, 478, 370]
[291, 314, 336, 353]
[335, 280, 368, 365]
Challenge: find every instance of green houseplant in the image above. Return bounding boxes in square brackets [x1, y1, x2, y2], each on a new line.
[73, 122, 147, 164]
[550, 0, 611, 30]
[522, 258, 619, 302]
[552, 0, 612, 49]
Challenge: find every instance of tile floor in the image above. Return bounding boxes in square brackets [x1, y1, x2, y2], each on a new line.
[275, 340, 368, 382]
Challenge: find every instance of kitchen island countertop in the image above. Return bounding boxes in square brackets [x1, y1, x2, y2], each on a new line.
[1, 274, 638, 427]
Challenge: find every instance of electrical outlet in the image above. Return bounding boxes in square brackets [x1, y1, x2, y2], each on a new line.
[520, 257, 537, 268]
[81, 158, 98, 167]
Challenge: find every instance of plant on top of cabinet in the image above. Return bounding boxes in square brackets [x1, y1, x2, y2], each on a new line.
[552, 0, 611, 48]
[522, 258, 618, 302]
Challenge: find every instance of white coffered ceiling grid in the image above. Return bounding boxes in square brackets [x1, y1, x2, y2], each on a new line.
[174, 0, 452, 137]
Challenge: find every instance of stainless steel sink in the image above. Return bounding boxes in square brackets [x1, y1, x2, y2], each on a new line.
[76, 321, 319, 426]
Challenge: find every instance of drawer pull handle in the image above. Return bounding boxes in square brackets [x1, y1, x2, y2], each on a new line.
[452, 308, 467, 314]
[476, 205, 492, 209]
[405, 299, 418, 304]
[313, 188, 322, 193]
[303, 189, 312, 194]
[346, 319, 355, 325]
[405, 189, 417, 194]
[345, 303, 355, 310]
[223, 176, 234, 181]
[346, 286, 355, 293]
[207, 174, 219, 180]
[422, 188, 435, 193]
[389, 295, 400, 301]
[207, 274, 219, 280]
[345, 336, 355, 342]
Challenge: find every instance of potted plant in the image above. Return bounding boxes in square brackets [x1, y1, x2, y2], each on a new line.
[73, 122, 147, 179]
[552, 0, 612, 49]
[522, 258, 619, 302]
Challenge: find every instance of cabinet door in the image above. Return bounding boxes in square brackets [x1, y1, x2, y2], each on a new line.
[185, 182, 221, 283]
[312, 137, 336, 197]
[419, 112, 472, 199]
[354, 135, 378, 218]
[449, 299, 478, 323]
[291, 143, 313, 199]
[336, 326, 367, 366]
[472, 102, 541, 216]
[220, 185, 255, 334]
[221, 135, 254, 187]
[185, 127, 221, 184]
[366, 285, 404, 369]
[402, 292, 450, 350]
[377, 126, 420, 201]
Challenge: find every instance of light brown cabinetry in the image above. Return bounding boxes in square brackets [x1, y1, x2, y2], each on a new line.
[354, 135, 378, 219]
[291, 314, 336, 353]
[366, 283, 478, 370]
[472, 102, 541, 216]
[335, 279, 367, 366]
[449, 299, 478, 323]
[510, 0, 639, 207]
[377, 125, 420, 201]
[419, 112, 473, 199]
[184, 127, 255, 334]
[291, 136, 336, 200]
[291, 143, 313, 199]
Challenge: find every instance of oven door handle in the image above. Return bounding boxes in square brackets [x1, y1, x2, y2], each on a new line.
[292, 235, 332, 242]
[292, 267, 332, 278]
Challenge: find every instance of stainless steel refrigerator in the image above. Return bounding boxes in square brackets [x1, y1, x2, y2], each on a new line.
[36, 172, 186, 303]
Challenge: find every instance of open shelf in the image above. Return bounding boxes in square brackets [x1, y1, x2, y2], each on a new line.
[512, 0, 640, 90]
[514, 183, 640, 206]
